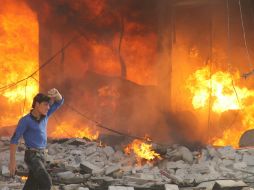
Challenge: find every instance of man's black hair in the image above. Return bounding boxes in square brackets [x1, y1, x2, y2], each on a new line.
[32, 93, 50, 108]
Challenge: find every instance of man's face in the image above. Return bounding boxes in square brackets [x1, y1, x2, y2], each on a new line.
[36, 101, 50, 115]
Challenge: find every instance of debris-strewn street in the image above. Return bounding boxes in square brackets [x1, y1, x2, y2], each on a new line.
[1, 136, 254, 190]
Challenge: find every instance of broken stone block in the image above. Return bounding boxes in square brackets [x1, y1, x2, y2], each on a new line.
[110, 150, 124, 163]
[80, 161, 103, 174]
[138, 173, 155, 181]
[69, 149, 84, 156]
[77, 188, 89, 190]
[54, 172, 85, 184]
[48, 143, 64, 155]
[56, 171, 75, 179]
[166, 145, 193, 163]
[196, 181, 215, 190]
[160, 170, 184, 184]
[1, 165, 10, 176]
[243, 153, 254, 166]
[0, 187, 9, 190]
[120, 166, 132, 174]
[179, 146, 194, 163]
[233, 162, 247, 170]
[0, 182, 24, 190]
[189, 163, 210, 174]
[175, 168, 188, 178]
[123, 175, 155, 185]
[134, 163, 152, 173]
[166, 149, 182, 161]
[62, 184, 80, 190]
[218, 163, 234, 173]
[222, 159, 234, 166]
[165, 184, 179, 190]
[151, 166, 161, 175]
[167, 161, 189, 170]
[193, 172, 220, 184]
[105, 163, 121, 175]
[108, 186, 134, 190]
[213, 180, 247, 189]
[85, 146, 97, 156]
[103, 146, 115, 157]
[86, 152, 107, 168]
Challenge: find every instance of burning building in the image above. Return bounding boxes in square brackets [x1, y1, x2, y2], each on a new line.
[1, 0, 254, 164]
[2, 0, 254, 189]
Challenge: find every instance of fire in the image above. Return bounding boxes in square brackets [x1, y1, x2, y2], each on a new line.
[0, 1, 38, 126]
[187, 66, 254, 147]
[124, 139, 161, 163]
[49, 121, 99, 141]
[187, 67, 244, 113]
[21, 176, 28, 182]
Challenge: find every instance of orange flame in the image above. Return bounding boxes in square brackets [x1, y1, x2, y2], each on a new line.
[21, 176, 28, 181]
[49, 121, 99, 141]
[124, 139, 161, 163]
[187, 67, 254, 147]
[0, 1, 38, 126]
[187, 67, 243, 113]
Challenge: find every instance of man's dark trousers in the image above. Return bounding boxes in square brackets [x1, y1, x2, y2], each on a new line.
[23, 149, 52, 190]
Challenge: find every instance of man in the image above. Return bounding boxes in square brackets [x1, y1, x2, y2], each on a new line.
[9, 88, 64, 190]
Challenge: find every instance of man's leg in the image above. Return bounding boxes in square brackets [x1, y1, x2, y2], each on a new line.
[31, 158, 52, 190]
[23, 171, 38, 190]
[24, 150, 52, 190]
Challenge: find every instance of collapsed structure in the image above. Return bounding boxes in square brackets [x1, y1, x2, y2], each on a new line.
[1, 136, 254, 189]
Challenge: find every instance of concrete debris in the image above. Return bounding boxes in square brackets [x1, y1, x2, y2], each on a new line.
[77, 188, 89, 190]
[165, 184, 179, 190]
[1, 165, 10, 176]
[196, 181, 216, 190]
[242, 153, 254, 166]
[1, 137, 254, 189]
[80, 161, 104, 174]
[108, 186, 134, 190]
[213, 180, 248, 189]
[105, 163, 121, 175]
[103, 146, 115, 157]
[166, 145, 194, 163]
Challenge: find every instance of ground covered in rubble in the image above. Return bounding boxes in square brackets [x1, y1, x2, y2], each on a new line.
[1, 136, 254, 190]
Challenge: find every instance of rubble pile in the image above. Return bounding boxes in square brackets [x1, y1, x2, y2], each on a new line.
[1, 136, 254, 190]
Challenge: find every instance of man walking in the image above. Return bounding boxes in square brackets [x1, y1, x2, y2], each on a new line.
[9, 88, 64, 190]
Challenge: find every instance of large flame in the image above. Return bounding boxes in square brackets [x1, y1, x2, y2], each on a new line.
[124, 139, 161, 163]
[49, 121, 99, 141]
[187, 67, 254, 147]
[0, 1, 38, 126]
[188, 67, 241, 113]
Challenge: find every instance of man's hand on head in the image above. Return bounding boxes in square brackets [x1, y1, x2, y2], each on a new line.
[48, 88, 62, 101]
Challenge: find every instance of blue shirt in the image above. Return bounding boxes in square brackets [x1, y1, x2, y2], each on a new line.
[10, 98, 64, 148]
